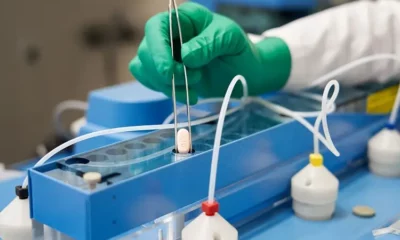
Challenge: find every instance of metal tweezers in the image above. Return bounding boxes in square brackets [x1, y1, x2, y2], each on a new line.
[168, 0, 193, 153]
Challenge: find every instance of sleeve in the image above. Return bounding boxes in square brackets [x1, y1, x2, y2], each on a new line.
[262, 0, 400, 90]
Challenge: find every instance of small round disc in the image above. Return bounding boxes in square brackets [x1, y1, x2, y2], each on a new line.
[83, 172, 102, 184]
[352, 205, 375, 218]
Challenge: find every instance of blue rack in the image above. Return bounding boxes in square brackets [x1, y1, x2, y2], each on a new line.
[28, 109, 387, 240]
[24, 78, 399, 239]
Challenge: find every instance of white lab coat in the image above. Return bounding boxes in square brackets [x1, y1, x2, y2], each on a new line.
[250, 0, 400, 90]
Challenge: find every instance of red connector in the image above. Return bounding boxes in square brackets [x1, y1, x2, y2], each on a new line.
[202, 201, 219, 216]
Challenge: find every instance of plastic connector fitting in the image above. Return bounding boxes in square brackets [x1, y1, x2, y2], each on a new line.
[309, 153, 323, 167]
[15, 186, 29, 200]
[182, 200, 238, 240]
[202, 201, 219, 216]
[386, 123, 396, 130]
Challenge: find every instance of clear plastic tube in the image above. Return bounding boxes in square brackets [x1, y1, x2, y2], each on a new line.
[207, 75, 248, 203]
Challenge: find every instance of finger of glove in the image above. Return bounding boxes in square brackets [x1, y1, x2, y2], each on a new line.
[130, 56, 198, 105]
[137, 39, 171, 83]
[182, 18, 246, 68]
[174, 2, 214, 34]
[138, 40, 202, 87]
[173, 63, 202, 86]
[144, 10, 194, 79]
[129, 56, 161, 92]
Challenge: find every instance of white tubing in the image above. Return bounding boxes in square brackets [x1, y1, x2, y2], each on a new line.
[289, 91, 337, 117]
[252, 97, 340, 157]
[309, 54, 400, 125]
[208, 75, 248, 203]
[53, 100, 88, 139]
[310, 54, 400, 87]
[313, 80, 340, 154]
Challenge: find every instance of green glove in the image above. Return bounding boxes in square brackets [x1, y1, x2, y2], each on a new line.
[129, 2, 291, 105]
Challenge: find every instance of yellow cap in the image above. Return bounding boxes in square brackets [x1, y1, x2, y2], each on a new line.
[309, 153, 323, 167]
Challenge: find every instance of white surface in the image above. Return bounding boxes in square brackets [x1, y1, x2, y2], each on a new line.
[0, 198, 33, 240]
[177, 128, 190, 154]
[263, 0, 400, 89]
[182, 213, 238, 240]
[291, 164, 339, 220]
[368, 129, 400, 177]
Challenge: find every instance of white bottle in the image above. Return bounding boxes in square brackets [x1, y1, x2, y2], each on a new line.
[368, 126, 400, 177]
[182, 201, 238, 240]
[291, 153, 339, 221]
[0, 197, 33, 240]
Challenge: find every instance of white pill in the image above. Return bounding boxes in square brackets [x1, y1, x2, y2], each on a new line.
[83, 172, 102, 190]
[177, 128, 191, 154]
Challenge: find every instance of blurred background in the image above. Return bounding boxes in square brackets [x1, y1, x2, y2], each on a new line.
[0, 0, 353, 166]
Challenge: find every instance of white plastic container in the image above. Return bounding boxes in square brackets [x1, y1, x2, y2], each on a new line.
[368, 128, 400, 177]
[182, 212, 238, 240]
[0, 198, 33, 240]
[182, 201, 238, 240]
[291, 154, 339, 221]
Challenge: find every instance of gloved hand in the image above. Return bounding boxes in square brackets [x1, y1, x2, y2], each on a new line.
[129, 2, 291, 104]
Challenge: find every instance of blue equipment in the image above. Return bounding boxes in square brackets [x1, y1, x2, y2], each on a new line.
[76, 81, 173, 153]
[25, 79, 400, 239]
[191, 0, 315, 34]
[191, 0, 316, 11]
